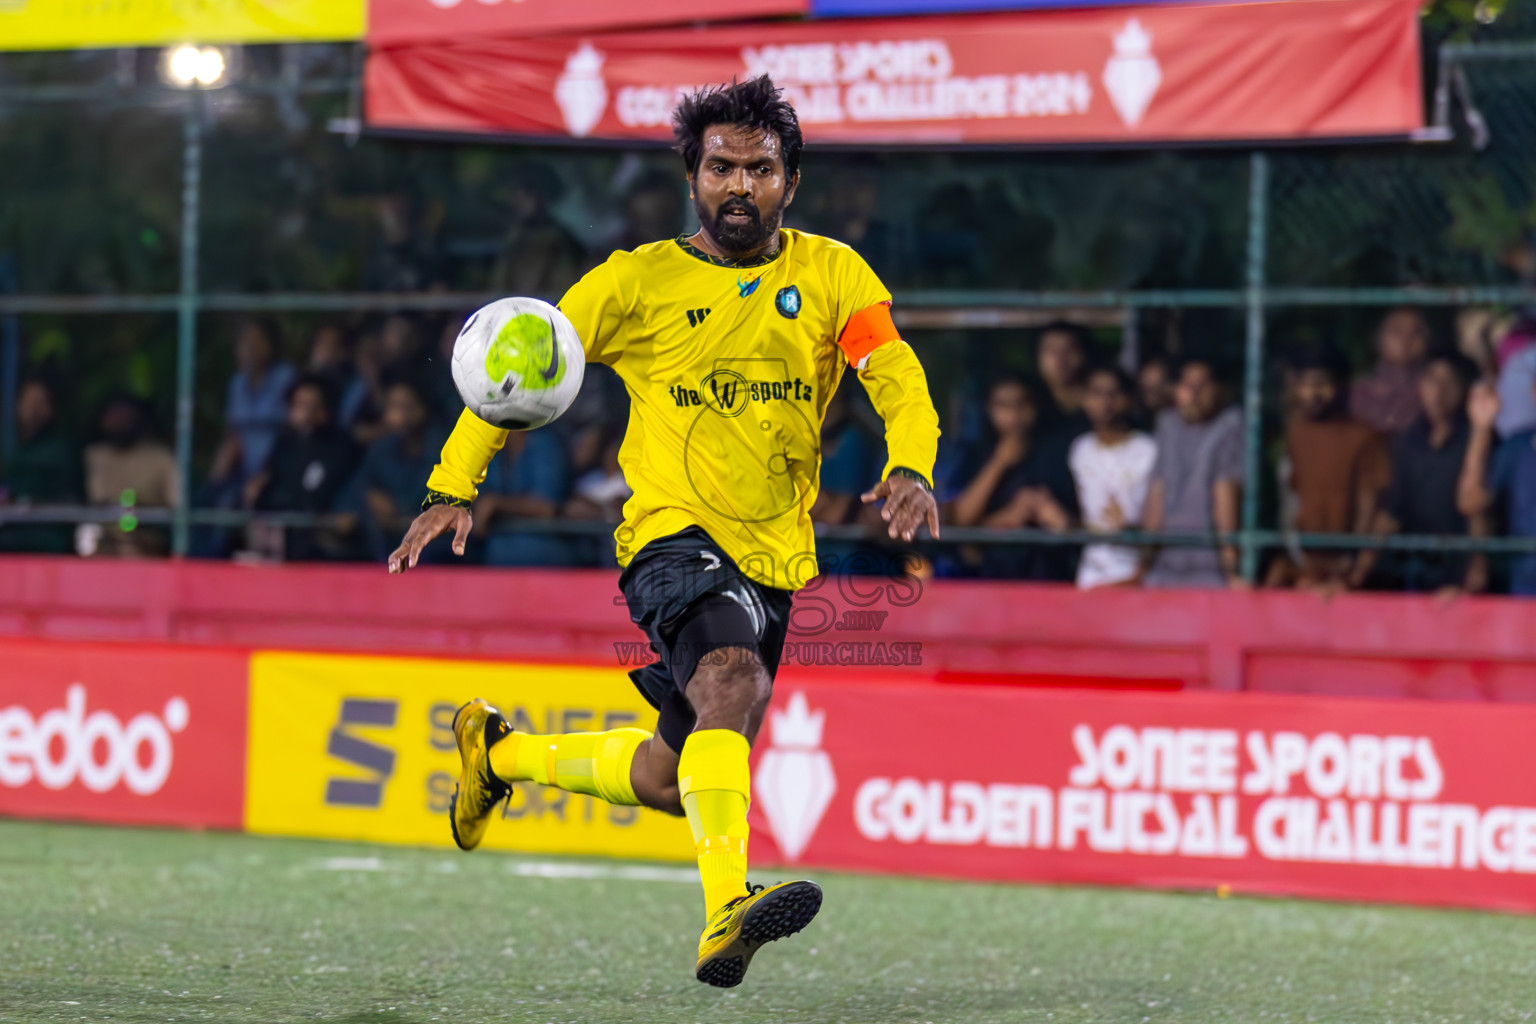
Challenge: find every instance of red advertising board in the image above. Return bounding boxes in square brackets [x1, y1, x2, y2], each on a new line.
[366, 0, 1422, 145]
[749, 677, 1536, 912]
[0, 639, 248, 829]
[368, 0, 808, 48]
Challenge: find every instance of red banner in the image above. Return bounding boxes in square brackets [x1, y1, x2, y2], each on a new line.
[368, 0, 808, 49]
[365, 0, 1423, 145]
[749, 677, 1536, 912]
[0, 640, 248, 830]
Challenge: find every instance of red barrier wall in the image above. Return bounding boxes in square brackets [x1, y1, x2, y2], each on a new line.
[3, 556, 1536, 699]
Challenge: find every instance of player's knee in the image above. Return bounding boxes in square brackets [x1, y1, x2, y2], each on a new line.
[690, 648, 770, 716]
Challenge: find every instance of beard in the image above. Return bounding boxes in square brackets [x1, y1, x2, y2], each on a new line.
[697, 193, 785, 255]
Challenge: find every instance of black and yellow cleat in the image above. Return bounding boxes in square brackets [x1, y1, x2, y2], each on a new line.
[694, 880, 823, 988]
[448, 699, 512, 852]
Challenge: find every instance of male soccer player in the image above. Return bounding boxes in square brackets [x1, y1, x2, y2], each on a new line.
[387, 75, 941, 987]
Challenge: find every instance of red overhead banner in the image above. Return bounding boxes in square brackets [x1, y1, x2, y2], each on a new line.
[366, 0, 1423, 146]
[749, 679, 1536, 913]
[368, 0, 809, 48]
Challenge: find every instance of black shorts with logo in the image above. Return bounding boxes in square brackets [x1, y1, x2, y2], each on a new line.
[618, 527, 794, 753]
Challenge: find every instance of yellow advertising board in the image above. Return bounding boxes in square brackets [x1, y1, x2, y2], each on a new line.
[0, 1, 364, 52]
[245, 651, 693, 861]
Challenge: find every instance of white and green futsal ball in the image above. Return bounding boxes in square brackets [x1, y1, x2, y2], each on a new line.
[451, 297, 585, 430]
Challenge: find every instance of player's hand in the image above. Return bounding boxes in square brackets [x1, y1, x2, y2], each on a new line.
[862, 474, 940, 543]
[388, 504, 472, 574]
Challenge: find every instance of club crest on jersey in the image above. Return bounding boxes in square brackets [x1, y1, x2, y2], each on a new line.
[775, 285, 802, 319]
[737, 275, 762, 299]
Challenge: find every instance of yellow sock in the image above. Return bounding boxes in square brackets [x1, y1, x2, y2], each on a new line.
[487, 728, 648, 806]
[679, 729, 752, 920]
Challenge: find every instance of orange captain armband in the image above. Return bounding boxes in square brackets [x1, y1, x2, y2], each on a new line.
[837, 301, 901, 370]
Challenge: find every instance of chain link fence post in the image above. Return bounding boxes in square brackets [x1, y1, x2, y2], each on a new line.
[173, 89, 204, 558]
[1241, 150, 1269, 583]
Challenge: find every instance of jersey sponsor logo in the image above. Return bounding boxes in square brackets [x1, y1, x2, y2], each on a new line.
[737, 275, 762, 299]
[685, 307, 712, 328]
[674, 368, 816, 416]
[775, 285, 802, 319]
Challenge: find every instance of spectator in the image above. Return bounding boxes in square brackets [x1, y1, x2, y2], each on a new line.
[562, 422, 630, 567]
[364, 190, 443, 293]
[209, 317, 297, 494]
[81, 394, 179, 558]
[347, 378, 448, 563]
[1266, 344, 1392, 592]
[474, 427, 573, 567]
[611, 169, 685, 253]
[1459, 380, 1536, 596]
[1035, 321, 1092, 442]
[1137, 354, 1175, 426]
[1371, 352, 1484, 595]
[1140, 357, 1245, 588]
[1349, 306, 1431, 435]
[249, 374, 362, 562]
[809, 381, 878, 572]
[491, 162, 586, 297]
[813, 158, 910, 285]
[945, 374, 1077, 581]
[306, 322, 370, 429]
[1493, 315, 1536, 439]
[0, 378, 81, 554]
[1069, 366, 1157, 589]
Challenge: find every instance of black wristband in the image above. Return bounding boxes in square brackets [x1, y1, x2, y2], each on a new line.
[888, 466, 933, 491]
[420, 489, 472, 512]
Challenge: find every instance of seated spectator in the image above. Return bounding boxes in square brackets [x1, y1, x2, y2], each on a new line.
[945, 374, 1077, 581]
[1069, 366, 1157, 589]
[1136, 354, 1175, 427]
[249, 374, 362, 562]
[1370, 352, 1483, 594]
[611, 169, 685, 253]
[1349, 306, 1430, 435]
[347, 379, 448, 563]
[561, 423, 630, 567]
[1494, 315, 1536, 439]
[809, 381, 878, 573]
[1035, 321, 1092, 442]
[364, 189, 443, 293]
[1459, 381, 1536, 596]
[491, 163, 586, 297]
[1267, 344, 1392, 592]
[1140, 357, 1245, 589]
[218, 317, 297, 488]
[474, 427, 572, 567]
[306, 322, 370, 429]
[82, 394, 179, 558]
[813, 158, 910, 285]
[0, 377, 81, 554]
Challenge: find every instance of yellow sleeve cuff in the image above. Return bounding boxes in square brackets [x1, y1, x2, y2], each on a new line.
[424, 408, 510, 503]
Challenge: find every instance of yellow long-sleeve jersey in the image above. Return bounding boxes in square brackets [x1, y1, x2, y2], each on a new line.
[426, 229, 939, 591]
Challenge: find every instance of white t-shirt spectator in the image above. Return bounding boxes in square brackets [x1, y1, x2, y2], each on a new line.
[1069, 431, 1158, 589]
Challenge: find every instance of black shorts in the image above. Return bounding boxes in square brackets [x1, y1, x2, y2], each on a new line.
[619, 527, 794, 753]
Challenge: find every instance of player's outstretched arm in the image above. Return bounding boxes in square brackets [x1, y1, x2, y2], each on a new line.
[388, 407, 509, 573]
[388, 503, 473, 574]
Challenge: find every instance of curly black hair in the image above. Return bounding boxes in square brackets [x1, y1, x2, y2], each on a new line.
[672, 74, 803, 179]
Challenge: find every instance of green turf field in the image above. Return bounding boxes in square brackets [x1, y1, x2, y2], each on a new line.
[3, 820, 1536, 1024]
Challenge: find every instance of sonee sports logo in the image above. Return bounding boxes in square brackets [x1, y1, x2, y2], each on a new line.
[0, 684, 189, 795]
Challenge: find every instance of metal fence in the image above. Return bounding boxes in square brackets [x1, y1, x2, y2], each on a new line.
[2, 38, 1536, 579]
